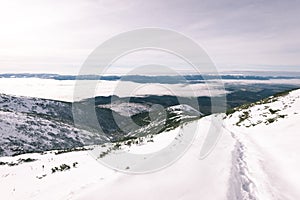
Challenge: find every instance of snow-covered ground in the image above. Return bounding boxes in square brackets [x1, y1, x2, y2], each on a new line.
[0, 93, 109, 156]
[224, 89, 300, 199]
[1, 89, 300, 199]
[0, 115, 235, 200]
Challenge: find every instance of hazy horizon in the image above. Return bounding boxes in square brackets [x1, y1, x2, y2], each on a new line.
[1, 69, 300, 77]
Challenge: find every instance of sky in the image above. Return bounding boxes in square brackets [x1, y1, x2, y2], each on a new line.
[0, 0, 300, 74]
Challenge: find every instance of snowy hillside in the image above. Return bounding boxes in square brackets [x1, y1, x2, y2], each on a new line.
[0, 109, 108, 156]
[0, 94, 111, 156]
[0, 94, 202, 156]
[1, 89, 300, 199]
[224, 89, 300, 199]
[0, 93, 73, 121]
[125, 104, 202, 138]
[0, 115, 235, 200]
[98, 102, 151, 117]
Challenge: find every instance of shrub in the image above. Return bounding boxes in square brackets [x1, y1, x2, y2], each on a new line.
[73, 162, 78, 167]
[269, 109, 280, 114]
[236, 111, 250, 126]
[51, 164, 71, 173]
[267, 118, 276, 124]
[60, 164, 71, 171]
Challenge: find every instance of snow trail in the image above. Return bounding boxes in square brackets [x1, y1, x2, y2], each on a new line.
[224, 89, 300, 200]
[225, 124, 296, 200]
[227, 127, 258, 200]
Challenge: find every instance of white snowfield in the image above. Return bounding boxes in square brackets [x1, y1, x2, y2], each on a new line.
[1, 89, 300, 200]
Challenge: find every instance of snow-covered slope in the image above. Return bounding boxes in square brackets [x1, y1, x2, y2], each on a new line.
[0, 94, 108, 156]
[1, 89, 300, 200]
[224, 89, 300, 200]
[126, 104, 202, 137]
[98, 102, 151, 117]
[0, 94, 202, 156]
[98, 103, 203, 117]
[0, 115, 236, 200]
[0, 93, 73, 120]
[0, 109, 108, 156]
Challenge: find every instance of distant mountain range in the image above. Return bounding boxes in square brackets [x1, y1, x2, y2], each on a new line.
[0, 73, 300, 84]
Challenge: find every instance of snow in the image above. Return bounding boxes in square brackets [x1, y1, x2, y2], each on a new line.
[1, 89, 300, 199]
[0, 94, 108, 156]
[0, 109, 107, 156]
[167, 104, 204, 116]
[119, 124, 180, 154]
[224, 89, 300, 199]
[98, 102, 151, 117]
[78, 117, 234, 200]
[0, 151, 117, 200]
[0, 93, 68, 115]
[0, 115, 236, 200]
[98, 103, 203, 118]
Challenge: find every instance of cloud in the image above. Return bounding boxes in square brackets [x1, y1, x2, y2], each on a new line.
[0, 0, 299, 74]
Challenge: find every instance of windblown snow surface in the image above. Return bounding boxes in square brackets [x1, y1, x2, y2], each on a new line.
[1, 89, 300, 200]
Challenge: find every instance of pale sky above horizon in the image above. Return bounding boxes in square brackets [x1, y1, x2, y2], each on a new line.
[0, 0, 300, 74]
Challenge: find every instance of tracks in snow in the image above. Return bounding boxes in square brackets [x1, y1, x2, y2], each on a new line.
[227, 128, 258, 200]
[225, 125, 279, 200]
